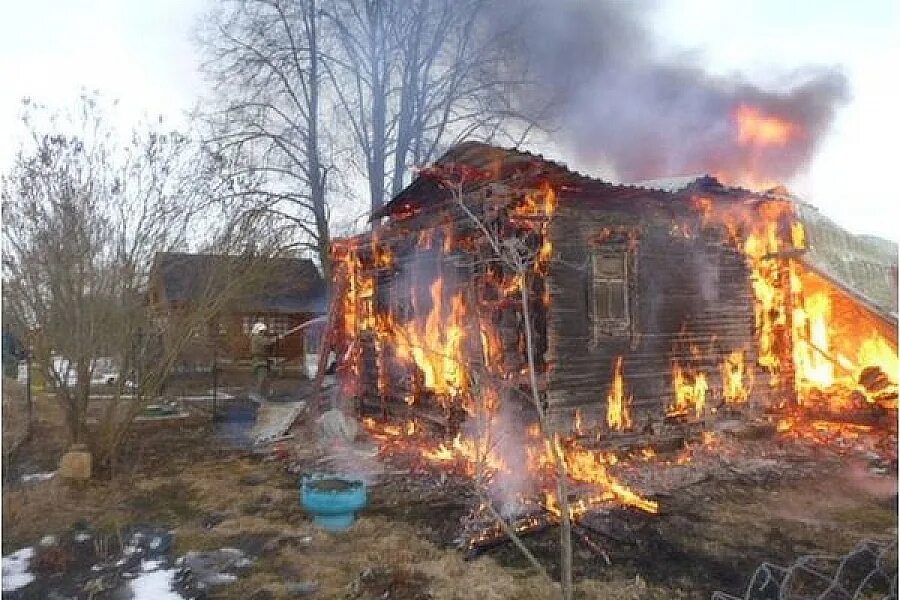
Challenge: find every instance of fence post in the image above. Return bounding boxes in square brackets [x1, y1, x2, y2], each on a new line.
[25, 344, 33, 430]
[212, 345, 218, 419]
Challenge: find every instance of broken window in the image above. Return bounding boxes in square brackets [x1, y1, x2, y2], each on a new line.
[590, 248, 630, 336]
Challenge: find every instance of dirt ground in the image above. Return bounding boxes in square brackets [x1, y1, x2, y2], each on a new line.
[2, 387, 897, 599]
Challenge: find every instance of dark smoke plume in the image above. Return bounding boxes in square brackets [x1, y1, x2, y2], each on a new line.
[486, 0, 850, 183]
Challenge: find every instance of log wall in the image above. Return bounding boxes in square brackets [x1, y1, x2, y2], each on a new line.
[545, 196, 765, 428]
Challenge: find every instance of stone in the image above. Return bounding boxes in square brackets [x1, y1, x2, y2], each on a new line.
[179, 547, 253, 589]
[285, 581, 319, 597]
[201, 511, 229, 529]
[240, 472, 269, 486]
[58, 444, 92, 480]
[317, 409, 358, 443]
[249, 587, 276, 600]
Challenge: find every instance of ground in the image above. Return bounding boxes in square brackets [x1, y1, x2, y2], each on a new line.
[2, 377, 897, 599]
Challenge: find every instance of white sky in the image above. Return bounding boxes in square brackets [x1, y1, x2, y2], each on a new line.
[1, 0, 898, 241]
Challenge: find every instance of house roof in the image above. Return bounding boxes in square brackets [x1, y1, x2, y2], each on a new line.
[152, 252, 327, 314]
[629, 174, 716, 193]
[372, 141, 596, 220]
[374, 142, 779, 221]
[373, 141, 896, 322]
[794, 201, 898, 322]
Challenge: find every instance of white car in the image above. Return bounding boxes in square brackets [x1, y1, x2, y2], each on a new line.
[18, 356, 134, 388]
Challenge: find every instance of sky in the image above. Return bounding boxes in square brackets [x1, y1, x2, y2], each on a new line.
[1, 0, 898, 241]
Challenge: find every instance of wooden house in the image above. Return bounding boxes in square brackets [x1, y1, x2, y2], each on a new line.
[331, 142, 897, 437]
[148, 252, 326, 369]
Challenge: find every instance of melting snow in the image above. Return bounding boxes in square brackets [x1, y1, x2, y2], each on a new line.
[20, 471, 56, 483]
[2, 547, 35, 592]
[129, 564, 183, 599]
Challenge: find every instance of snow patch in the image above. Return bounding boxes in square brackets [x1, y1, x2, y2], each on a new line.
[129, 567, 183, 599]
[141, 559, 165, 572]
[21, 471, 56, 483]
[2, 547, 35, 592]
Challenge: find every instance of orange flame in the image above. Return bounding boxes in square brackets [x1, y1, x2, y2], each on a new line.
[605, 356, 632, 431]
[670, 361, 708, 419]
[721, 350, 752, 404]
[735, 105, 797, 148]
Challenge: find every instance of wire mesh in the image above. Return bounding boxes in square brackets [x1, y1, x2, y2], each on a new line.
[712, 539, 897, 600]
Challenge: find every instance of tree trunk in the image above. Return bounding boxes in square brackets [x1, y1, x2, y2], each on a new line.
[306, 0, 331, 282]
[368, 3, 387, 217]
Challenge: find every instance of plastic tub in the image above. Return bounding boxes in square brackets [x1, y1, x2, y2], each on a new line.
[300, 474, 367, 531]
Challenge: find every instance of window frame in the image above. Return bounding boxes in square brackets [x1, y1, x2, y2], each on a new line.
[590, 245, 632, 338]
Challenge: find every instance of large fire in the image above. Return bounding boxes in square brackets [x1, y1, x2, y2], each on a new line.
[334, 154, 897, 534]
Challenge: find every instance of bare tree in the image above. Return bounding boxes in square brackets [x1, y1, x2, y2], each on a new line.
[416, 165, 574, 599]
[1, 94, 276, 474]
[323, 0, 537, 215]
[200, 0, 333, 280]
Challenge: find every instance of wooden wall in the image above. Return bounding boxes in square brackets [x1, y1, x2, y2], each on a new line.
[545, 196, 763, 429]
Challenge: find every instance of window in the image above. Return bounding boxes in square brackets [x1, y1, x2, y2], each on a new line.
[591, 248, 630, 336]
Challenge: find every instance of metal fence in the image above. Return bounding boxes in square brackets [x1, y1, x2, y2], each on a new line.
[713, 539, 897, 600]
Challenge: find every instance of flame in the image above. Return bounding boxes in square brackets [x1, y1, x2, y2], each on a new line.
[691, 193, 898, 423]
[721, 350, 752, 404]
[335, 161, 897, 532]
[422, 432, 506, 475]
[793, 291, 835, 391]
[791, 221, 806, 250]
[735, 105, 797, 148]
[391, 277, 468, 396]
[605, 356, 632, 431]
[562, 445, 659, 514]
[573, 408, 585, 436]
[640, 447, 656, 461]
[669, 361, 708, 419]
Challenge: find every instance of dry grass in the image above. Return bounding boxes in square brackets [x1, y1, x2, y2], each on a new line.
[3, 402, 897, 600]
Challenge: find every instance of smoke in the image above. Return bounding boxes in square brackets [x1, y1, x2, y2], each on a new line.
[466, 389, 536, 517]
[486, 0, 850, 183]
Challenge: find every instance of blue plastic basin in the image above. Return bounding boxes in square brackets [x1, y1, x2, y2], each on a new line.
[300, 474, 367, 531]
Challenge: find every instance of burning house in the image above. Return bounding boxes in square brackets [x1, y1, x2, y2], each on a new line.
[328, 142, 897, 441]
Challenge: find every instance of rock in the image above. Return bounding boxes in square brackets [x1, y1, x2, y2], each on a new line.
[249, 587, 276, 600]
[318, 409, 358, 443]
[177, 547, 254, 592]
[240, 472, 269, 486]
[201, 511, 230, 529]
[59, 444, 92, 481]
[285, 580, 319, 597]
[123, 526, 174, 559]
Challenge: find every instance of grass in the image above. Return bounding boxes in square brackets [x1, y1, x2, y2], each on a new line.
[3, 391, 896, 599]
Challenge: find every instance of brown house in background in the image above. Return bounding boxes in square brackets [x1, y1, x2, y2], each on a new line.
[148, 252, 326, 370]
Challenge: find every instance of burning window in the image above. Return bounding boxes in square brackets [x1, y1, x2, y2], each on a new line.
[590, 248, 631, 336]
